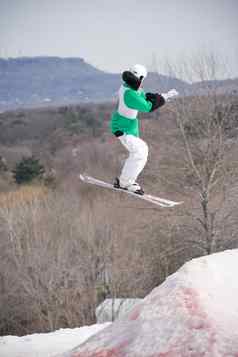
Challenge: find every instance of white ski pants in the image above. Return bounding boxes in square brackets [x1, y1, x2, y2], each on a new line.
[118, 134, 148, 187]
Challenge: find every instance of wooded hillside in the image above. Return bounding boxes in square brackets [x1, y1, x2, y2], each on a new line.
[0, 94, 238, 335]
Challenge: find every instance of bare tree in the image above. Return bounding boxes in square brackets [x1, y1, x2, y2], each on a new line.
[166, 53, 238, 254]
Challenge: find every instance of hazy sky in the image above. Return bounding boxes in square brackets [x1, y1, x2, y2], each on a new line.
[1, 0, 238, 77]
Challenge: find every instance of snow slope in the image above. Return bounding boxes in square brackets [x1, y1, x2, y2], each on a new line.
[61, 249, 238, 357]
[2, 249, 238, 357]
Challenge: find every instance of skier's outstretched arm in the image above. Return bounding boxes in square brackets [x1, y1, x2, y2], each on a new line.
[125, 90, 166, 113]
[124, 90, 152, 112]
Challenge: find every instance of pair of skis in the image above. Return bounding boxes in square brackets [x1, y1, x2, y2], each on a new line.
[79, 174, 183, 208]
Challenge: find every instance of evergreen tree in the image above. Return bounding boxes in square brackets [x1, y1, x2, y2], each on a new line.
[13, 156, 45, 184]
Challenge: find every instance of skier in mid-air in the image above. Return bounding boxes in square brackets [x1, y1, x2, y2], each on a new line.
[110, 64, 178, 195]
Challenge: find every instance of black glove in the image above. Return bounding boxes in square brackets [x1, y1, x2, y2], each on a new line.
[146, 92, 165, 112]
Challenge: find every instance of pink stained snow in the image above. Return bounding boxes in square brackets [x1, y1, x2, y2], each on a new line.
[62, 249, 238, 357]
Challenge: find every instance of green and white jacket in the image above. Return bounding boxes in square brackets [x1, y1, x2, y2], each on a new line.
[110, 84, 153, 137]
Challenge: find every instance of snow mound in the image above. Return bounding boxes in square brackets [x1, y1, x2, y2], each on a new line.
[0, 323, 110, 357]
[62, 249, 238, 357]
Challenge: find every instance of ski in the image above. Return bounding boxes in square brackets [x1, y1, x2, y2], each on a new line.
[79, 174, 183, 208]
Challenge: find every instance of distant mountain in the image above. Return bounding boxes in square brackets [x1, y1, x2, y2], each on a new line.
[0, 56, 188, 111]
[0, 57, 237, 112]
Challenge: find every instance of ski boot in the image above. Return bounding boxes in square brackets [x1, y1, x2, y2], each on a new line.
[113, 177, 144, 195]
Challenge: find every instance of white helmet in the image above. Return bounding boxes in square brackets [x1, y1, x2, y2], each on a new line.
[130, 64, 147, 79]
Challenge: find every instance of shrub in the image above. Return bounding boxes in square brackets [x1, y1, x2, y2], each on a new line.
[13, 156, 45, 184]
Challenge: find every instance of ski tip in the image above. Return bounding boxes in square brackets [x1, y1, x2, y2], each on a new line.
[170, 202, 184, 207]
[165, 202, 184, 208]
[164, 201, 184, 208]
[174, 201, 184, 206]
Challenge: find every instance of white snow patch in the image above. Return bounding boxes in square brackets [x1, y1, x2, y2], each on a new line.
[0, 323, 111, 357]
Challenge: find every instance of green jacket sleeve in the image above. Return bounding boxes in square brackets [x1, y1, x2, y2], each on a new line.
[124, 89, 152, 112]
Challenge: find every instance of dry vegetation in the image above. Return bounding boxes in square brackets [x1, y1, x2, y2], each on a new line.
[0, 86, 238, 335]
[0, 185, 179, 335]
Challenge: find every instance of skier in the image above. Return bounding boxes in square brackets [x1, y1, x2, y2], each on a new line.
[110, 64, 178, 195]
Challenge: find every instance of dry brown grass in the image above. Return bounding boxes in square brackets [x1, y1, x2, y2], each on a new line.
[0, 185, 48, 209]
